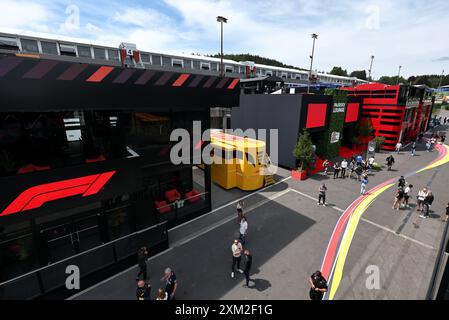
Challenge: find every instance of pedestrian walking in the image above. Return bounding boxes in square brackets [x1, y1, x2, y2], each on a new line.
[411, 142, 416, 156]
[367, 156, 375, 173]
[161, 268, 178, 300]
[231, 239, 244, 279]
[348, 159, 356, 179]
[403, 184, 413, 208]
[355, 164, 363, 181]
[340, 159, 348, 178]
[243, 250, 253, 287]
[417, 188, 428, 212]
[360, 175, 368, 195]
[318, 184, 327, 206]
[398, 176, 406, 188]
[333, 162, 341, 179]
[239, 217, 248, 245]
[421, 191, 434, 219]
[309, 271, 328, 301]
[396, 141, 403, 154]
[156, 288, 168, 300]
[441, 136, 446, 145]
[136, 280, 151, 301]
[393, 186, 405, 211]
[386, 155, 395, 171]
[426, 140, 432, 152]
[323, 159, 330, 175]
[136, 246, 149, 281]
[237, 200, 244, 223]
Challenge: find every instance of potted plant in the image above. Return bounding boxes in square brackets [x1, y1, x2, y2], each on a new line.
[292, 129, 315, 181]
[373, 136, 386, 152]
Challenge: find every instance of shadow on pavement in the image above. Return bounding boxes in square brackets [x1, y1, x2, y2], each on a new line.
[74, 196, 316, 300]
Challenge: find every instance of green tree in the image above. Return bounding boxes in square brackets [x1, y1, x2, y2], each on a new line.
[350, 70, 367, 80]
[293, 129, 315, 171]
[329, 66, 348, 77]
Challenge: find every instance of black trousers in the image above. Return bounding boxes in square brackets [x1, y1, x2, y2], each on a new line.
[232, 256, 241, 272]
[137, 265, 147, 280]
[341, 168, 346, 178]
[244, 270, 250, 286]
[334, 170, 340, 178]
[318, 194, 326, 204]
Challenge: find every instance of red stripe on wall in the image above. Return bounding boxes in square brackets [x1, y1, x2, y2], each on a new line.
[172, 74, 190, 87]
[227, 78, 240, 90]
[86, 66, 114, 82]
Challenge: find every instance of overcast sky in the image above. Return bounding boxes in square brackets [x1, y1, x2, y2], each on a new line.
[1, 0, 448, 78]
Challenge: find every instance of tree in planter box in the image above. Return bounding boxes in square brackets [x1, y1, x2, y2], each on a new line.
[293, 129, 315, 174]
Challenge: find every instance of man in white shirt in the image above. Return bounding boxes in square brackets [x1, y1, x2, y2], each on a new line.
[231, 240, 244, 278]
[239, 217, 248, 245]
[396, 142, 402, 154]
[340, 159, 348, 179]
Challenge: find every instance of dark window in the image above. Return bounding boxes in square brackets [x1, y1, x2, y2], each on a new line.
[77, 46, 92, 58]
[20, 39, 39, 53]
[40, 41, 58, 55]
[152, 55, 162, 66]
[140, 53, 151, 63]
[93, 48, 106, 60]
[108, 49, 119, 60]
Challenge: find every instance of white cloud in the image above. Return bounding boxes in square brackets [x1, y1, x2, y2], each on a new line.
[0, 0, 51, 33]
[1, 0, 447, 77]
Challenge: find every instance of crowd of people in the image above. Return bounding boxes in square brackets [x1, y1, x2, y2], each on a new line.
[133, 126, 448, 301]
[134, 199, 254, 300]
[135, 246, 178, 301]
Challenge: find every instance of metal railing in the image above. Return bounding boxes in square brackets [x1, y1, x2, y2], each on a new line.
[0, 221, 168, 300]
[427, 219, 449, 300]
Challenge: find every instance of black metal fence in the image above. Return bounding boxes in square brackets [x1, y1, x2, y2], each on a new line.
[0, 222, 168, 300]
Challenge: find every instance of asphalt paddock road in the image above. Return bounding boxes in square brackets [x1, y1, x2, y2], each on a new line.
[73, 190, 339, 300]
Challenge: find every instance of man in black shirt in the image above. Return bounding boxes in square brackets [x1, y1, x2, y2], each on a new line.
[309, 271, 328, 300]
[136, 247, 149, 281]
[136, 280, 151, 301]
[161, 267, 178, 300]
[386, 155, 395, 171]
[243, 250, 253, 287]
[398, 176, 406, 188]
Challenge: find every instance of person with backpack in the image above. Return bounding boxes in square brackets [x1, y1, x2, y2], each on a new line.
[421, 191, 434, 219]
[417, 187, 428, 212]
[386, 155, 395, 171]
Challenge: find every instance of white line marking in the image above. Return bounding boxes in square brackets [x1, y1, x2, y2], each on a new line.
[169, 176, 291, 232]
[171, 188, 292, 248]
[287, 188, 436, 250]
[360, 217, 436, 250]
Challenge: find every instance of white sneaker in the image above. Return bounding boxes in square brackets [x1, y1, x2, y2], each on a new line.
[419, 215, 425, 218]
[237, 269, 244, 274]
[231, 272, 234, 278]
